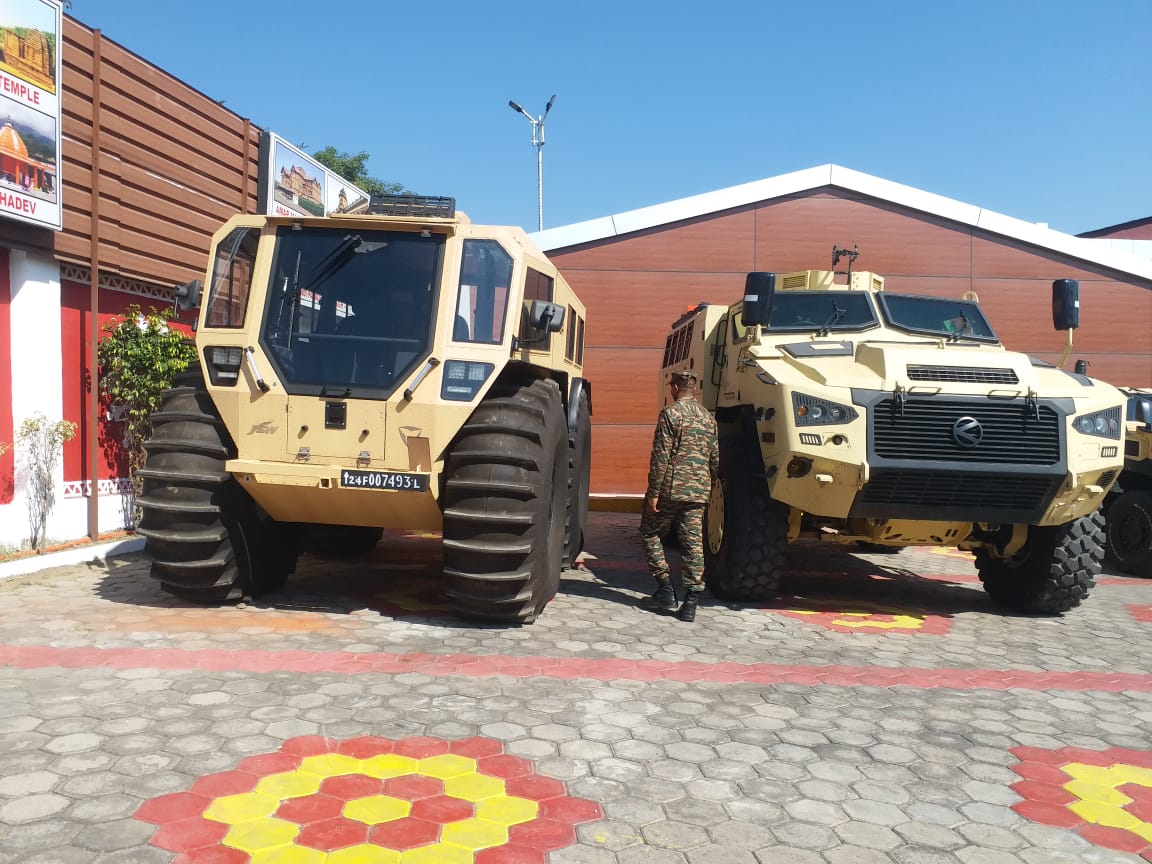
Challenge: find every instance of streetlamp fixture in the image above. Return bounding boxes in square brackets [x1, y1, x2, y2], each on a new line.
[508, 94, 555, 231]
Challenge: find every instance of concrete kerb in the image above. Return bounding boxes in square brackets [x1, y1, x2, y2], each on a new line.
[0, 536, 145, 581]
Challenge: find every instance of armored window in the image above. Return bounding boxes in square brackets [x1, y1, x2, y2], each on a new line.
[454, 240, 513, 344]
[205, 227, 259, 328]
[576, 316, 585, 365]
[878, 294, 996, 341]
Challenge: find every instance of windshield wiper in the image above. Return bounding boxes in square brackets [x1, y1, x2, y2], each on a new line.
[818, 302, 847, 337]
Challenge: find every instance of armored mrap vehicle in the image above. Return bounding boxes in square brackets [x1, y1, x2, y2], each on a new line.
[1103, 388, 1152, 577]
[137, 195, 591, 623]
[660, 250, 1125, 613]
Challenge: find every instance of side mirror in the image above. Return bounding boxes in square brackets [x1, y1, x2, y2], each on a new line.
[175, 279, 203, 311]
[743, 272, 776, 327]
[1135, 398, 1152, 427]
[1052, 279, 1079, 330]
[530, 300, 565, 333]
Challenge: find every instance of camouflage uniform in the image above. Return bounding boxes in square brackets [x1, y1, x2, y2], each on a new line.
[640, 376, 720, 595]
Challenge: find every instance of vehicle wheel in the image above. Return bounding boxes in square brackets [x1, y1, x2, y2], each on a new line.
[1105, 490, 1152, 577]
[703, 435, 788, 602]
[562, 388, 591, 568]
[135, 360, 294, 602]
[974, 510, 1104, 613]
[302, 526, 383, 559]
[442, 375, 568, 623]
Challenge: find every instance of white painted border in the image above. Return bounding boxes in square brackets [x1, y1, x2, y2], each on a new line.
[0, 535, 144, 581]
[531, 163, 1152, 281]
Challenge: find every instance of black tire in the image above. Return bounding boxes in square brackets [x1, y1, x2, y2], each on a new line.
[562, 389, 592, 568]
[702, 435, 789, 602]
[441, 375, 569, 623]
[135, 360, 294, 602]
[974, 510, 1104, 614]
[1105, 490, 1152, 577]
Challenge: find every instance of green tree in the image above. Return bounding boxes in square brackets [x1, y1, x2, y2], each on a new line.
[97, 306, 197, 505]
[311, 146, 410, 196]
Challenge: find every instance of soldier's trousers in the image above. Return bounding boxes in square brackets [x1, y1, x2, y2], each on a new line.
[640, 501, 706, 593]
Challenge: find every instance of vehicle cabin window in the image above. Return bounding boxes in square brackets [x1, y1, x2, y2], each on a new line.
[576, 316, 585, 365]
[565, 305, 577, 361]
[260, 227, 443, 396]
[878, 294, 996, 341]
[454, 240, 513, 344]
[205, 227, 260, 328]
[763, 292, 877, 332]
[518, 267, 554, 349]
[662, 322, 695, 366]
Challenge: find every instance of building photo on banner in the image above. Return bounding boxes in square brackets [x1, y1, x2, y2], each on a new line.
[261, 132, 371, 218]
[0, 0, 61, 230]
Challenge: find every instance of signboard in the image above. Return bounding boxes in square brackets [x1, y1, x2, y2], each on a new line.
[0, 0, 62, 230]
[258, 131, 371, 218]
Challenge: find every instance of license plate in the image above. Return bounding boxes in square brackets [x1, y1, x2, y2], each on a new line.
[340, 469, 429, 491]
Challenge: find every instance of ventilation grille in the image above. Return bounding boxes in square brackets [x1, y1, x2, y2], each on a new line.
[872, 398, 1061, 464]
[858, 470, 1059, 515]
[1098, 469, 1118, 488]
[906, 365, 1019, 385]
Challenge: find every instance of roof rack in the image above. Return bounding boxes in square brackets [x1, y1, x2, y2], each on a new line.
[366, 194, 456, 219]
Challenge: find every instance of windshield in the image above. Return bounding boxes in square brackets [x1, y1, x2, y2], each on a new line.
[261, 226, 444, 396]
[878, 294, 997, 341]
[763, 291, 878, 332]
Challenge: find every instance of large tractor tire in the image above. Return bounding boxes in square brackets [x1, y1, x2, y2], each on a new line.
[974, 510, 1104, 614]
[702, 435, 789, 602]
[562, 388, 592, 568]
[1105, 489, 1152, 577]
[135, 361, 295, 602]
[441, 375, 569, 623]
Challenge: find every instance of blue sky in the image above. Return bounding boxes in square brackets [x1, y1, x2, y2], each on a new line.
[73, 1, 1149, 235]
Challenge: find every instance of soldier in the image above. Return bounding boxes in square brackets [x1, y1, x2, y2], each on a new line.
[640, 369, 719, 622]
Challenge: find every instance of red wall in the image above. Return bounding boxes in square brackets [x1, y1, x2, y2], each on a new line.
[60, 283, 139, 486]
[59, 285, 192, 487]
[0, 248, 11, 504]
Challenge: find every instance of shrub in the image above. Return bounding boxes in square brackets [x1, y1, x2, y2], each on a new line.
[97, 305, 196, 506]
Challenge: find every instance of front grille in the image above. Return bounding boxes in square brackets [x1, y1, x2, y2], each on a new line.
[872, 398, 1061, 465]
[854, 470, 1059, 521]
[906, 365, 1019, 384]
[1098, 470, 1118, 488]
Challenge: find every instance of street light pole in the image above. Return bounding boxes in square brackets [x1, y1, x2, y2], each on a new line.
[508, 94, 555, 231]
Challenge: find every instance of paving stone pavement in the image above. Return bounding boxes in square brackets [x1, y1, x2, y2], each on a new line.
[2, 512, 1152, 863]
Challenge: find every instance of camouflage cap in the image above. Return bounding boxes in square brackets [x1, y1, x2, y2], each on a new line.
[670, 370, 698, 387]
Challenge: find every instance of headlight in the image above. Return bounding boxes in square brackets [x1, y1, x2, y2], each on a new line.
[793, 393, 858, 426]
[1072, 407, 1121, 440]
[204, 345, 243, 386]
[440, 360, 494, 402]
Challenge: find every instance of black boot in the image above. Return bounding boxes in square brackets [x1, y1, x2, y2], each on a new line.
[642, 581, 678, 611]
[677, 593, 699, 622]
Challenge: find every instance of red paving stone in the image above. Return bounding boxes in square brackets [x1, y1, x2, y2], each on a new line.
[5, 643, 1150, 692]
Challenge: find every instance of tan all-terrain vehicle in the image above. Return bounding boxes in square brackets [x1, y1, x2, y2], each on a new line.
[1103, 388, 1152, 577]
[659, 247, 1126, 614]
[138, 195, 591, 623]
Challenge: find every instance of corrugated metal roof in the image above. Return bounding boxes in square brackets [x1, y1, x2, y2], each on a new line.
[531, 164, 1152, 281]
